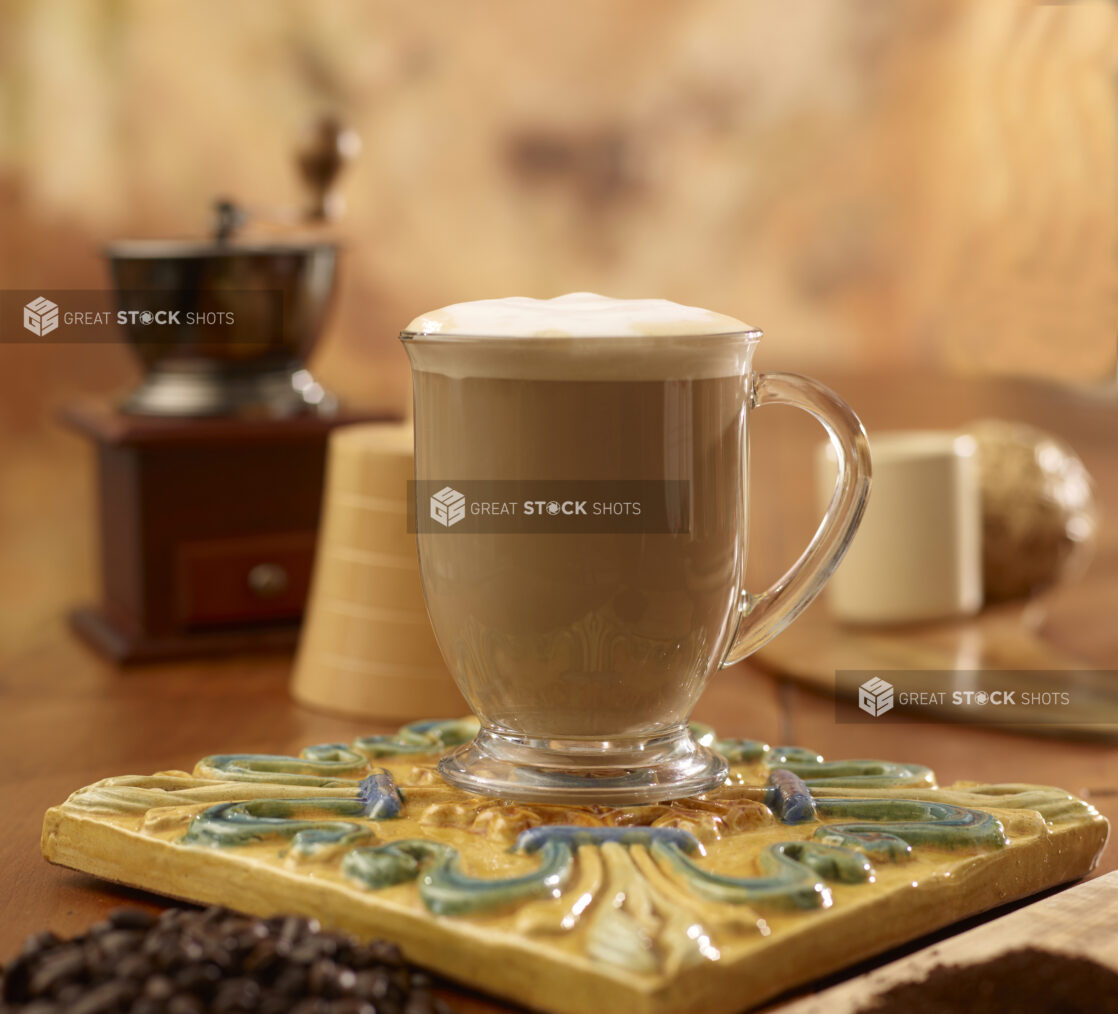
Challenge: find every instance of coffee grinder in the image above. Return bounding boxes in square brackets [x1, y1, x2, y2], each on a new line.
[66, 118, 398, 661]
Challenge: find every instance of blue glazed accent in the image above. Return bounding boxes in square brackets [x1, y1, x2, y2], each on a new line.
[646, 797, 1001, 909]
[345, 837, 574, 916]
[818, 828, 913, 862]
[814, 798, 1007, 854]
[651, 837, 870, 910]
[773, 840, 874, 883]
[763, 749, 933, 789]
[343, 839, 455, 889]
[181, 798, 377, 856]
[354, 717, 480, 758]
[357, 770, 405, 819]
[765, 769, 817, 824]
[196, 744, 369, 786]
[421, 837, 573, 915]
[788, 760, 934, 789]
[181, 769, 404, 855]
[514, 825, 702, 855]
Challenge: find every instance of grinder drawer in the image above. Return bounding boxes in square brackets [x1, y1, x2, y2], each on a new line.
[177, 532, 316, 628]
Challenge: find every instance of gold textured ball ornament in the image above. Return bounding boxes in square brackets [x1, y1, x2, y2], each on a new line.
[969, 419, 1098, 603]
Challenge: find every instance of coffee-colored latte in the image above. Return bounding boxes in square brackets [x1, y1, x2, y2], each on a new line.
[411, 367, 748, 738]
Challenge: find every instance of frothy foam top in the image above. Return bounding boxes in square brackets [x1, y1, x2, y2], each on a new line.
[404, 292, 754, 338]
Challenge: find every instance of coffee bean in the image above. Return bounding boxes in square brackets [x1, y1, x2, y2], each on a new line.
[308, 958, 342, 996]
[213, 976, 261, 1012]
[54, 983, 86, 1006]
[166, 994, 204, 1014]
[219, 932, 250, 956]
[29, 947, 86, 995]
[96, 929, 144, 961]
[114, 952, 151, 980]
[107, 909, 157, 932]
[2, 953, 34, 1003]
[273, 963, 310, 995]
[17, 1002, 59, 1014]
[157, 909, 187, 932]
[355, 939, 405, 969]
[3, 905, 453, 1013]
[172, 960, 221, 994]
[68, 979, 135, 1014]
[288, 999, 330, 1014]
[404, 994, 438, 1014]
[20, 932, 60, 957]
[330, 1001, 377, 1014]
[200, 940, 235, 971]
[143, 974, 174, 1000]
[277, 916, 304, 951]
[356, 966, 392, 1000]
[247, 948, 284, 982]
[179, 937, 205, 964]
[336, 967, 358, 995]
[316, 935, 341, 958]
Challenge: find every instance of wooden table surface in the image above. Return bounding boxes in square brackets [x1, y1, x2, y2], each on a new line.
[1, 372, 1116, 1012]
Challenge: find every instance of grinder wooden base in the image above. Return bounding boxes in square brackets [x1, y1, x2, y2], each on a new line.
[41, 719, 1108, 1014]
[61, 401, 397, 663]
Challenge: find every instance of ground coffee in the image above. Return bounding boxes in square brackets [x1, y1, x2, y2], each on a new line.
[858, 946, 1118, 1014]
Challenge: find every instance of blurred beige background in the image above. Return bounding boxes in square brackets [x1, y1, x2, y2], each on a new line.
[1, 0, 1116, 655]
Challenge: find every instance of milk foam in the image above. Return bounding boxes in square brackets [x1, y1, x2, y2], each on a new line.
[404, 292, 754, 338]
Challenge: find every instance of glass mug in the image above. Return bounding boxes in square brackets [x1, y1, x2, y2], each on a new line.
[401, 325, 870, 804]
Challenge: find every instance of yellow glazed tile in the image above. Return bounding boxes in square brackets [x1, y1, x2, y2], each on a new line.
[41, 719, 1108, 1014]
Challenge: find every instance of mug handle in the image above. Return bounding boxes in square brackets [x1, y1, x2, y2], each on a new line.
[721, 371, 872, 666]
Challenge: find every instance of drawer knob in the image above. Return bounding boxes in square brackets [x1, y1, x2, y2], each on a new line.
[247, 562, 289, 599]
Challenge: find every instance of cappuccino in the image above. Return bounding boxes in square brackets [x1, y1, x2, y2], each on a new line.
[404, 294, 755, 739]
[400, 293, 870, 803]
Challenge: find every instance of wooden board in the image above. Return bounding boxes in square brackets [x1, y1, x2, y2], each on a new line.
[775, 869, 1118, 1013]
[41, 718, 1109, 1014]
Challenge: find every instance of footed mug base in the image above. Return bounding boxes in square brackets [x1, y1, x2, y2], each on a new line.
[436, 726, 729, 805]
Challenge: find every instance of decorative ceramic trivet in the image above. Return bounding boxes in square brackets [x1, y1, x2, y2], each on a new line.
[41, 719, 1109, 1014]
